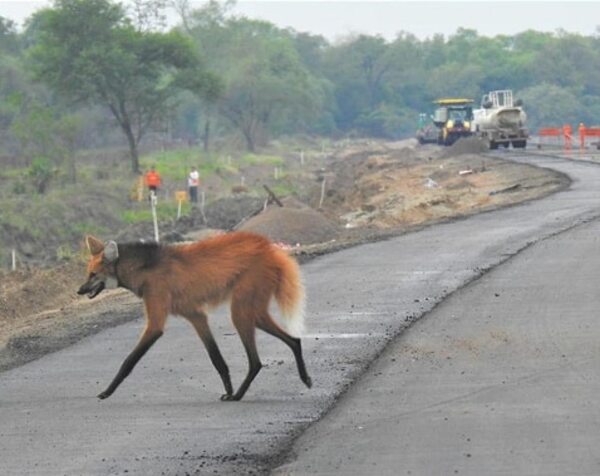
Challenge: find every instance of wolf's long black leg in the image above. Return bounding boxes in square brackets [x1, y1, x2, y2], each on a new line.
[98, 329, 163, 399]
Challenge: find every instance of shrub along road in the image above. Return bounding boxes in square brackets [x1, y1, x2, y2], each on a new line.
[1, 150, 600, 474]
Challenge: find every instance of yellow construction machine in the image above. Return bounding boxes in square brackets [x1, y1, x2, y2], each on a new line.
[431, 98, 474, 146]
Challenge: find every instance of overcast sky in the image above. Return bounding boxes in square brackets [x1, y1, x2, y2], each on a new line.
[2, 1, 599, 41]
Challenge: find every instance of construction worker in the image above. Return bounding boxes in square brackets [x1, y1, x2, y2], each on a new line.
[579, 122, 586, 150]
[562, 124, 572, 151]
[188, 166, 200, 203]
[144, 165, 161, 199]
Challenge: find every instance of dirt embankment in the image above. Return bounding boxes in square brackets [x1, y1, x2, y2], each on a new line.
[0, 139, 569, 371]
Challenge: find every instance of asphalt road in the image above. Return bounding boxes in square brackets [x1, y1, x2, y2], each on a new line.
[2, 151, 600, 475]
[274, 172, 600, 476]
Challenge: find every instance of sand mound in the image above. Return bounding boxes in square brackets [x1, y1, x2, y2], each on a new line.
[201, 195, 266, 230]
[238, 205, 339, 245]
[443, 137, 489, 157]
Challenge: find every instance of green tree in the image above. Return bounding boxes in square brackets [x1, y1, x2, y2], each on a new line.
[221, 22, 324, 150]
[0, 16, 20, 53]
[426, 62, 484, 101]
[11, 105, 57, 162]
[0, 56, 26, 134]
[519, 83, 580, 129]
[28, 157, 55, 194]
[173, 0, 232, 150]
[28, 0, 218, 172]
[10, 104, 82, 183]
[185, 7, 325, 151]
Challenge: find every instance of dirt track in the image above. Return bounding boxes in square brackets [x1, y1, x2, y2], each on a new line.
[0, 139, 568, 372]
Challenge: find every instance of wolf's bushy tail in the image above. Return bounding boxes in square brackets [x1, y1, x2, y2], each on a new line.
[273, 248, 305, 337]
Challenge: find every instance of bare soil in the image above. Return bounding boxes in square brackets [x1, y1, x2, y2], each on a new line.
[0, 139, 569, 371]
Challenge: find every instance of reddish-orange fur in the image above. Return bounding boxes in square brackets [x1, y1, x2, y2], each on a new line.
[79, 231, 310, 401]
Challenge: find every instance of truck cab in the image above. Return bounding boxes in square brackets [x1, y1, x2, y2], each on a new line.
[432, 98, 474, 146]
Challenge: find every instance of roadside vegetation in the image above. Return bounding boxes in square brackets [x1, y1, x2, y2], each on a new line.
[0, 138, 323, 266]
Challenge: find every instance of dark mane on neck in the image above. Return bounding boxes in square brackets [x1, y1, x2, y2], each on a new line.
[118, 241, 164, 269]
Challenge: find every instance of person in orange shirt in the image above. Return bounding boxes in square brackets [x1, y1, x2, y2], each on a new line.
[145, 166, 161, 198]
[562, 124, 573, 150]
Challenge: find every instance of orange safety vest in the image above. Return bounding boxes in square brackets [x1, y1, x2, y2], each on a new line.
[145, 171, 161, 187]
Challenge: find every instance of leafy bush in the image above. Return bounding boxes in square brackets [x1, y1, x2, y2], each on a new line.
[28, 157, 54, 194]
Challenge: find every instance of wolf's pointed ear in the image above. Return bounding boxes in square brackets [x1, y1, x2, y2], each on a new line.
[86, 235, 105, 255]
[103, 241, 119, 263]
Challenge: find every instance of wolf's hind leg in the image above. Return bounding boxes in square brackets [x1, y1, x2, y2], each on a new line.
[257, 312, 312, 388]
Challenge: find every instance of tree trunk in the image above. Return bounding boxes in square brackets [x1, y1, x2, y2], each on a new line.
[203, 116, 211, 152]
[243, 127, 255, 152]
[123, 124, 140, 173]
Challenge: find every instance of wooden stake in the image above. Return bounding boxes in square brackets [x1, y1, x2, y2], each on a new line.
[151, 192, 159, 242]
[319, 178, 326, 209]
[200, 191, 207, 223]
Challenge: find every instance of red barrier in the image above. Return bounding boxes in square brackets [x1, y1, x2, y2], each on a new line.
[539, 127, 561, 136]
[578, 125, 600, 150]
[539, 124, 600, 151]
[581, 127, 600, 136]
[538, 127, 563, 149]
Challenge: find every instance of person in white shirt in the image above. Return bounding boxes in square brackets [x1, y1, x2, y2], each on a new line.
[188, 166, 200, 203]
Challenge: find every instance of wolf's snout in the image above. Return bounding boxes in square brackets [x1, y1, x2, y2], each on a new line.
[77, 280, 105, 299]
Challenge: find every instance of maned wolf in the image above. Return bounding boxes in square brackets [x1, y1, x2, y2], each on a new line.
[77, 232, 311, 401]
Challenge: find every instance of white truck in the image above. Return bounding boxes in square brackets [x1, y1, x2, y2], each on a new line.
[472, 90, 528, 149]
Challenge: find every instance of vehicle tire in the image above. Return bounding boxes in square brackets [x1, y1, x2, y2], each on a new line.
[489, 140, 499, 150]
[512, 140, 527, 149]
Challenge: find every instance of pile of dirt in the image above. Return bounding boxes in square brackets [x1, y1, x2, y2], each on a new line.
[238, 204, 339, 245]
[114, 194, 334, 246]
[318, 140, 568, 231]
[114, 195, 266, 243]
[0, 261, 85, 347]
[442, 137, 490, 157]
[201, 195, 266, 230]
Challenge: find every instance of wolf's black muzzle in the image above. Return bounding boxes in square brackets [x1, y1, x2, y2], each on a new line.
[77, 280, 105, 299]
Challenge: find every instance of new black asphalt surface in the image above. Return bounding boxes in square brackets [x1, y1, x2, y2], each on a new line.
[275, 155, 600, 475]
[2, 150, 600, 475]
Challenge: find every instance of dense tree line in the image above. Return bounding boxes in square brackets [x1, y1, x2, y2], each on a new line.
[2, 0, 600, 175]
